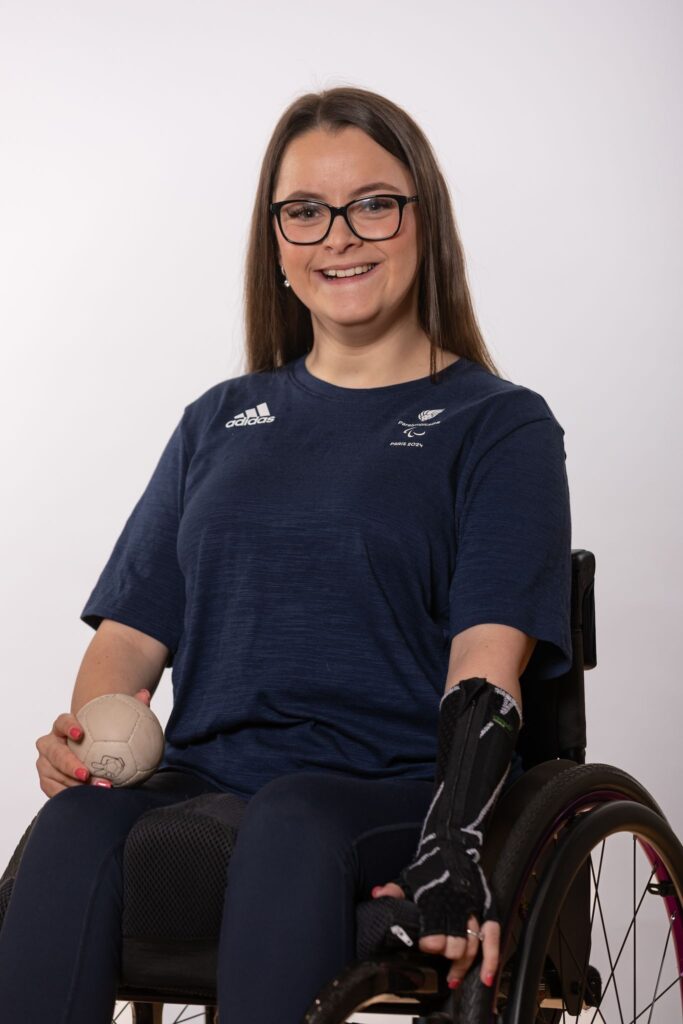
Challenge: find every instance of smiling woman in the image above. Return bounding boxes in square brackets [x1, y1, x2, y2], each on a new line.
[270, 124, 430, 376]
[0, 86, 572, 1024]
[245, 87, 501, 389]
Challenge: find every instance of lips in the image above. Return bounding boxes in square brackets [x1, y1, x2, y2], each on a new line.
[316, 263, 380, 284]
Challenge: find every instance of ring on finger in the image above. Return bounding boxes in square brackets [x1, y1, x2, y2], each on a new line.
[466, 927, 485, 941]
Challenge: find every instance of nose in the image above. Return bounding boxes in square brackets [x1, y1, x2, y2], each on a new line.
[324, 210, 361, 249]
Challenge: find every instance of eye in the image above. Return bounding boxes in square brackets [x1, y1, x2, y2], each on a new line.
[354, 197, 395, 214]
[283, 202, 324, 221]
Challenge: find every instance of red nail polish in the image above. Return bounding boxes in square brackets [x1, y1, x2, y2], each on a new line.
[448, 978, 461, 989]
[75, 767, 88, 781]
[371, 887, 381, 896]
[69, 727, 82, 739]
[484, 972, 495, 987]
[93, 779, 112, 788]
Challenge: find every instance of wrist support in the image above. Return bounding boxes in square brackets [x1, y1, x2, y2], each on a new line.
[396, 677, 522, 938]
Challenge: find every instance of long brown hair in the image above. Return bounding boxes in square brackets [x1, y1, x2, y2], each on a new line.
[244, 86, 501, 380]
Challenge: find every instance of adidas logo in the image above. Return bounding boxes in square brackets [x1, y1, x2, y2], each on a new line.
[225, 402, 275, 429]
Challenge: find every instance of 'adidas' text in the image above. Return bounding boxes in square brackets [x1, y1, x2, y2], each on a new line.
[225, 402, 275, 428]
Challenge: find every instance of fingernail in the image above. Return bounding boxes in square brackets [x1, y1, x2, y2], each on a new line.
[484, 972, 495, 987]
[448, 978, 461, 989]
[69, 727, 82, 739]
[371, 887, 381, 897]
[75, 767, 88, 781]
[93, 779, 112, 788]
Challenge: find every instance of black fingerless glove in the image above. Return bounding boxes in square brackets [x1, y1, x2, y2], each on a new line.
[395, 677, 522, 940]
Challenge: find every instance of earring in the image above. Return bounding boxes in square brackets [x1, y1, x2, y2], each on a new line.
[280, 264, 290, 289]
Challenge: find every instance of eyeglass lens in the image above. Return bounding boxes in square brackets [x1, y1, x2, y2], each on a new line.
[279, 196, 401, 243]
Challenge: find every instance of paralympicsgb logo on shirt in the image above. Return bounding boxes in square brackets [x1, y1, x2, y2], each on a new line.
[389, 408, 445, 447]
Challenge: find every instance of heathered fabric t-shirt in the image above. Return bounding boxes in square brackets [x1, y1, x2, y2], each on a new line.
[80, 353, 572, 799]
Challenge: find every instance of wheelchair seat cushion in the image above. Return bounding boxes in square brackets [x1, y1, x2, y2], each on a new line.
[2, 792, 431, 998]
[121, 791, 416, 960]
[122, 792, 247, 941]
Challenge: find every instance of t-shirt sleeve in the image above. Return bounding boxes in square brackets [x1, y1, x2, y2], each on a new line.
[80, 410, 189, 669]
[448, 398, 573, 681]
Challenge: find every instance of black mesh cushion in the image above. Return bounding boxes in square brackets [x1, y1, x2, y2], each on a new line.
[122, 792, 247, 941]
[0, 877, 14, 928]
[0, 815, 38, 889]
[0, 813, 40, 934]
[119, 790, 432, 997]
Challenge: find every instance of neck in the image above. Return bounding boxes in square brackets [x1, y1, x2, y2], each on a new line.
[304, 331, 458, 389]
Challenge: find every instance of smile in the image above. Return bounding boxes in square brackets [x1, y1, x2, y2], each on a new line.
[316, 263, 380, 284]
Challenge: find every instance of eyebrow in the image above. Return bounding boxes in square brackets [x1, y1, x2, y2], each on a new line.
[280, 181, 402, 202]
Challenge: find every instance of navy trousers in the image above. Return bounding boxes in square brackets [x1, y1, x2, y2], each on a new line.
[0, 756, 523, 1024]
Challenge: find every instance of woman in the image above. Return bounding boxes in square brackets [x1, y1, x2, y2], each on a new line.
[0, 86, 572, 1023]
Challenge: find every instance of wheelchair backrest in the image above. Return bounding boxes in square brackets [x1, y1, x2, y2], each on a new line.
[516, 548, 596, 770]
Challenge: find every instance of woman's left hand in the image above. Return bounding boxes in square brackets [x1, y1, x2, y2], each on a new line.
[370, 881, 500, 989]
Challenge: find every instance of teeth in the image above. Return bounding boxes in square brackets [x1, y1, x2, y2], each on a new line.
[322, 263, 375, 278]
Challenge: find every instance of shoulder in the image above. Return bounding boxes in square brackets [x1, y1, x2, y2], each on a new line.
[455, 357, 564, 439]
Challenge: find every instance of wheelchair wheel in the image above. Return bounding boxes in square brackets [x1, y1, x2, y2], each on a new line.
[458, 762, 683, 1023]
[111, 1001, 217, 1021]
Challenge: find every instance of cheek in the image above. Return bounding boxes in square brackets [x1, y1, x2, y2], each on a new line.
[393, 239, 420, 285]
[390, 221, 419, 269]
[286, 257, 314, 289]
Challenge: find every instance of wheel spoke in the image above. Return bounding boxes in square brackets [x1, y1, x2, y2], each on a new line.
[583, 840, 678, 1024]
[569, 842, 607, 1024]
[586, 856, 657, 1024]
[555, 919, 591, 982]
[634, 836, 637, 1024]
[631, 974, 681, 1022]
[644, 921, 672, 1024]
[111, 1003, 214, 1023]
[591, 864, 627, 1024]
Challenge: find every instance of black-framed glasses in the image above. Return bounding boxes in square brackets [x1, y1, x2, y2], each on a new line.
[270, 193, 418, 245]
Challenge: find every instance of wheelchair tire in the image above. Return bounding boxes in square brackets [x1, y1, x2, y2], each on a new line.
[457, 762, 683, 1024]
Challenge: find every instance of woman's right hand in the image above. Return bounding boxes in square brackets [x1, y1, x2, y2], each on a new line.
[35, 688, 152, 797]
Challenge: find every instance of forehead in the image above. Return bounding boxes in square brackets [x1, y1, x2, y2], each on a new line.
[273, 125, 413, 200]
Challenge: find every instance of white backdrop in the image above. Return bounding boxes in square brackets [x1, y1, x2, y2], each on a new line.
[1, 0, 682, 1013]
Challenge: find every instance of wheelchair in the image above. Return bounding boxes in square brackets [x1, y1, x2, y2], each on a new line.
[1, 549, 682, 1023]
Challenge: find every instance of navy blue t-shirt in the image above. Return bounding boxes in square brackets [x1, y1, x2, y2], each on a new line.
[80, 353, 572, 799]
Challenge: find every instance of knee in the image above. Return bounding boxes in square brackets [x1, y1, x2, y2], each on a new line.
[235, 772, 350, 858]
[29, 784, 120, 853]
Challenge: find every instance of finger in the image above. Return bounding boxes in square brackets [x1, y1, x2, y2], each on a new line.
[58, 742, 91, 782]
[53, 712, 83, 740]
[371, 883, 405, 899]
[444, 933, 468, 960]
[466, 915, 483, 962]
[49, 723, 91, 779]
[135, 689, 151, 705]
[446, 915, 480, 962]
[37, 750, 86, 786]
[43, 738, 90, 784]
[419, 933, 452, 955]
[36, 754, 81, 798]
[480, 920, 501, 986]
